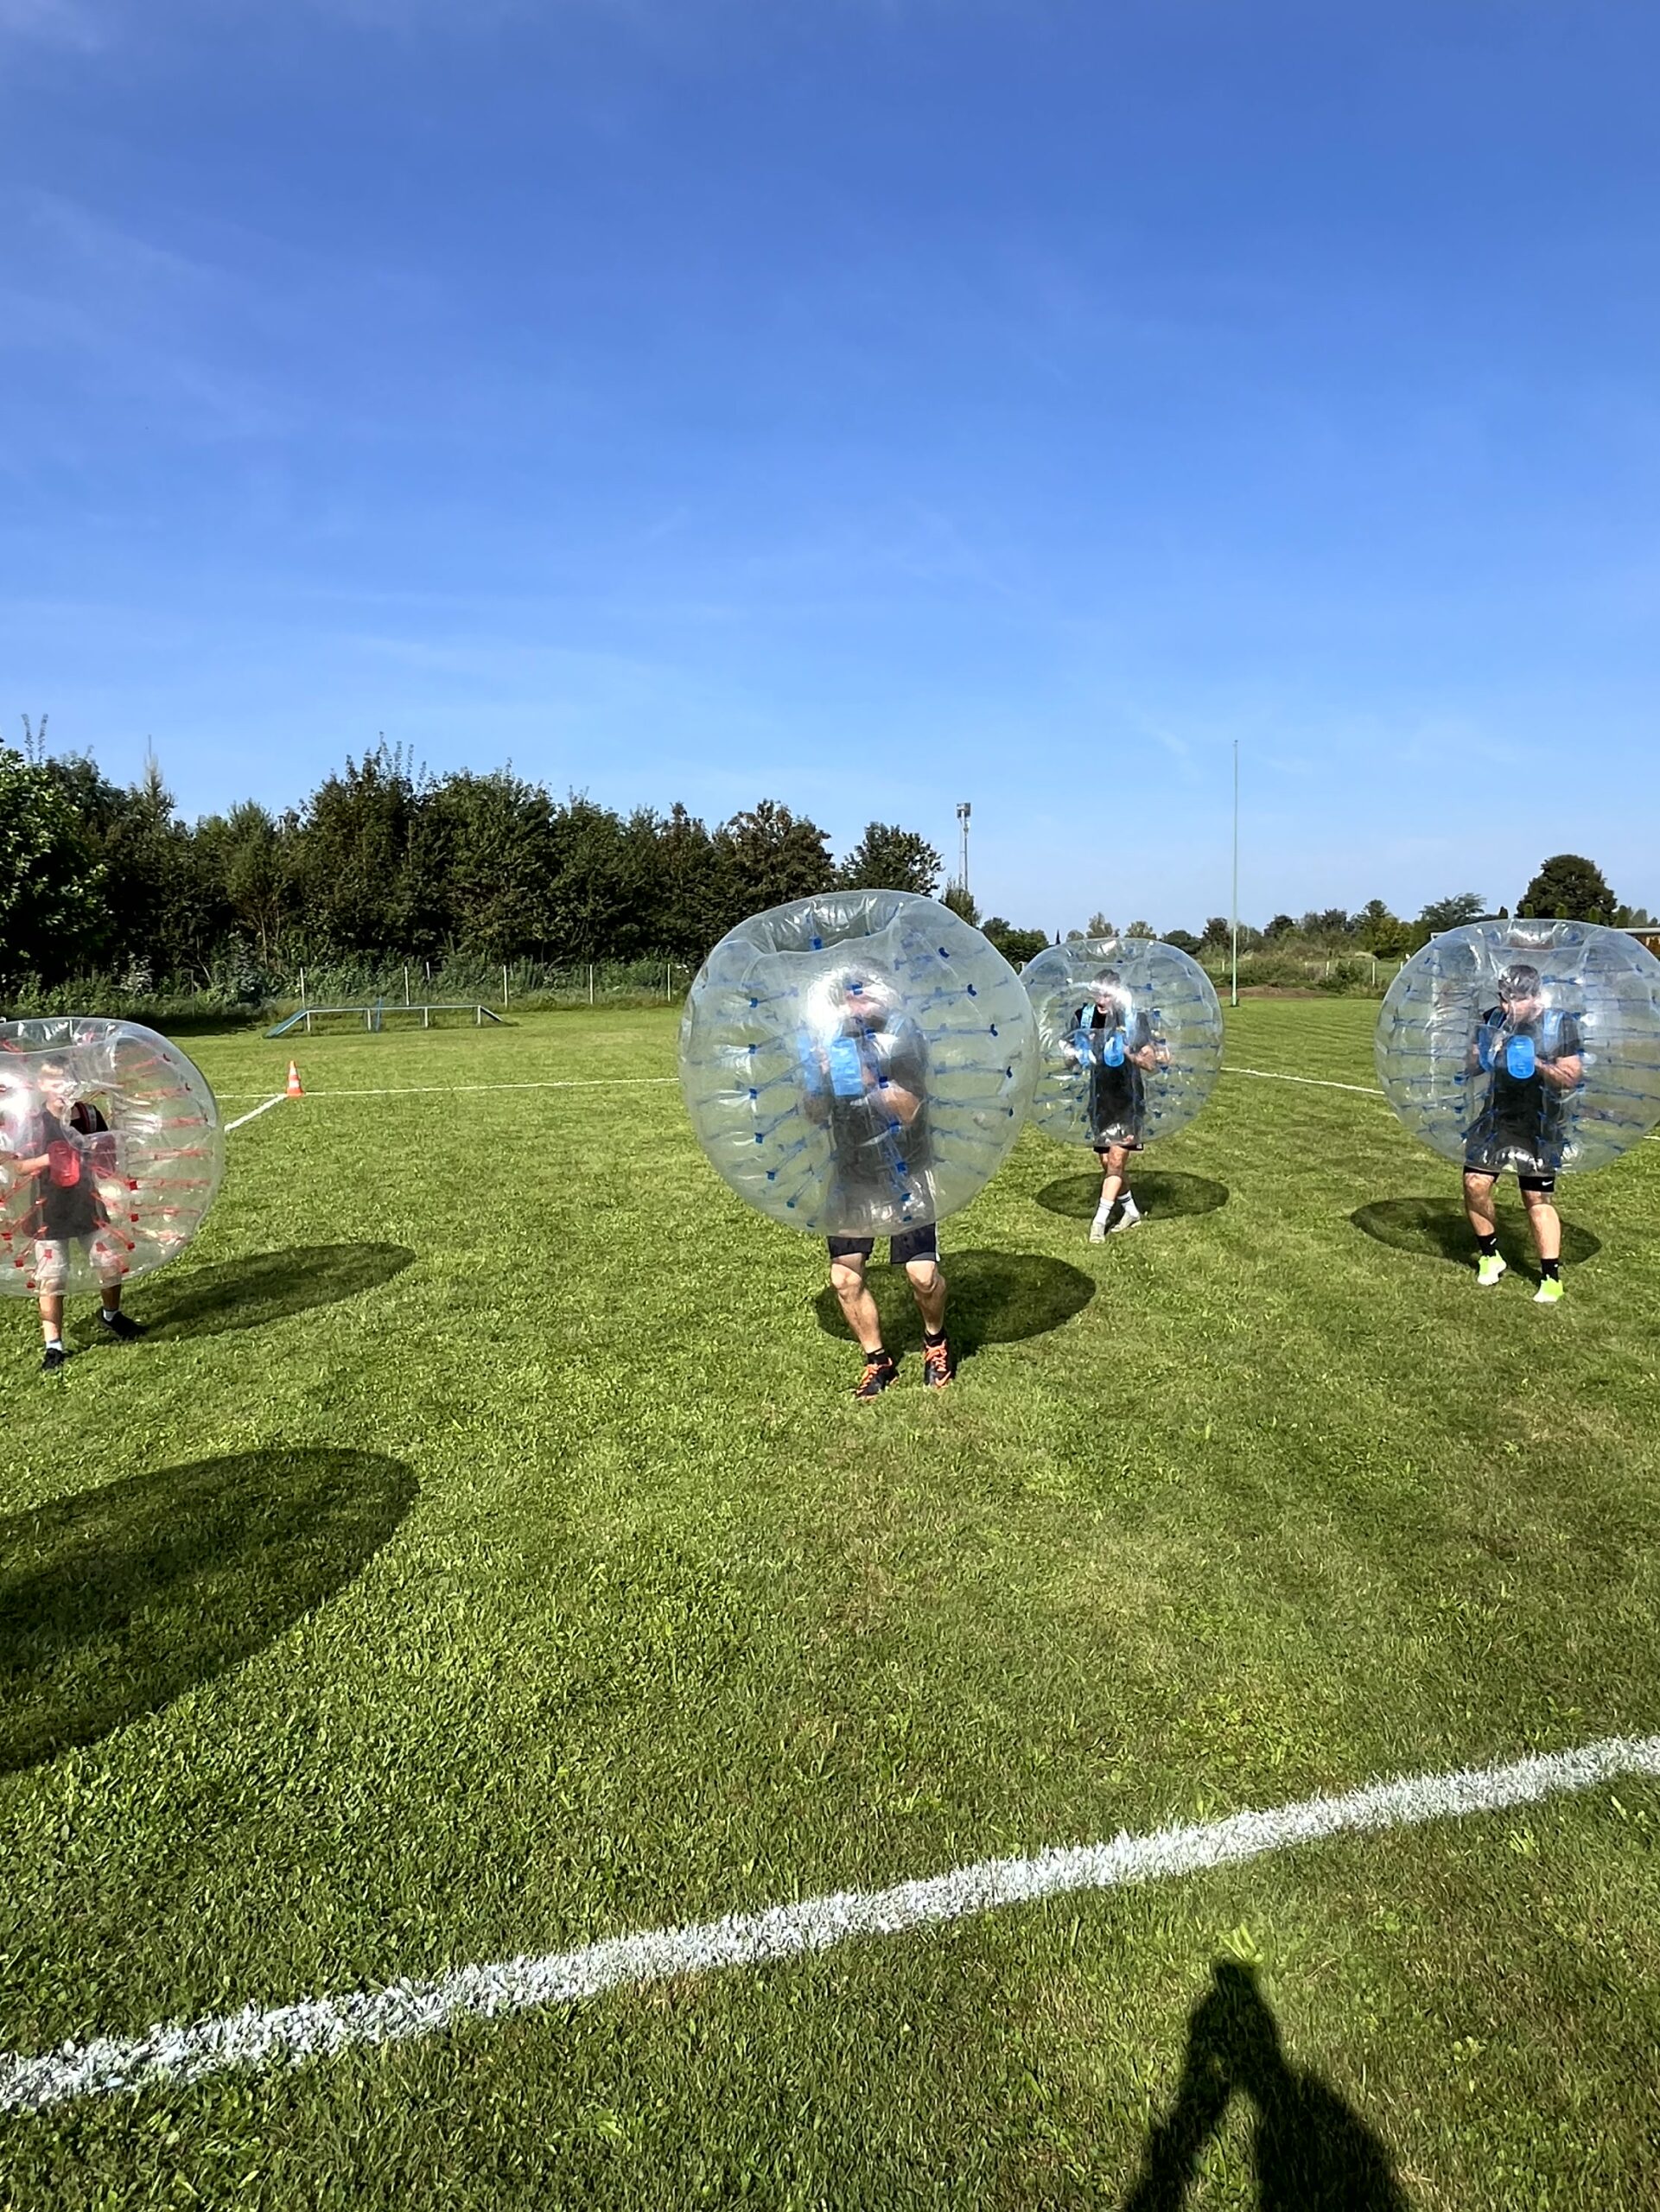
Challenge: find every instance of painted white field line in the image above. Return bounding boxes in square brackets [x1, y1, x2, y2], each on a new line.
[5, 1732, 1658, 2115]
[1224, 1064, 1386, 1098]
[223, 1094, 288, 1132]
[1223, 1062, 1660, 1142]
[217, 1077, 678, 1101]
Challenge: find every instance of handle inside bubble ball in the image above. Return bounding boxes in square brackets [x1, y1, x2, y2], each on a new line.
[1476, 1015, 1504, 1072]
[1504, 1034, 1536, 1080]
[1101, 1028, 1127, 1068]
[824, 1035, 866, 1099]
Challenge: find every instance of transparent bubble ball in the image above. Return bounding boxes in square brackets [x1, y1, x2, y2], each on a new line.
[0, 1018, 225, 1299]
[1375, 920, 1660, 1174]
[1020, 937, 1224, 1151]
[678, 890, 1037, 1237]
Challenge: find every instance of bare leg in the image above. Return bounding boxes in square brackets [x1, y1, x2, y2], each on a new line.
[830, 1255, 886, 1355]
[1522, 1186, 1561, 1265]
[38, 1294, 65, 1345]
[1463, 1171, 1498, 1243]
[1091, 1146, 1135, 1238]
[905, 1256, 947, 1337]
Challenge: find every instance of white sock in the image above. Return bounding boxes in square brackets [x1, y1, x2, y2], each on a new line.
[45, 1337, 66, 1351]
[1092, 1200, 1112, 1224]
[101, 1307, 119, 1322]
[1119, 1195, 1140, 1218]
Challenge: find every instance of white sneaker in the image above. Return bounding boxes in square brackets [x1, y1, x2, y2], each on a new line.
[1109, 1201, 1142, 1234]
[1089, 1207, 1111, 1243]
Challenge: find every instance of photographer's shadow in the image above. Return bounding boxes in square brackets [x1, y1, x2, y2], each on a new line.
[1352, 1199, 1599, 1272]
[813, 1248, 1094, 1361]
[92, 1243, 417, 1344]
[1123, 1961, 1409, 2210]
[0, 1449, 417, 1774]
[1035, 1171, 1230, 1224]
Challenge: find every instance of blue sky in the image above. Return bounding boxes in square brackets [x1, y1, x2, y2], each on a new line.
[3, 0, 1657, 935]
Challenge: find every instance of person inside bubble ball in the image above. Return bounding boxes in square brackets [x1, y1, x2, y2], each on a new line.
[799, 968, 953, 1396]
[1, 1054, 143, 1372]
[1462, 963, 1584, 1305]
[1065, 969, 1167, 1242]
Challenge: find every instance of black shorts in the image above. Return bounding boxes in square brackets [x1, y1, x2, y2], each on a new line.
[826, 1224, 940, 1268]
[1463, 1157, 1557, 1197]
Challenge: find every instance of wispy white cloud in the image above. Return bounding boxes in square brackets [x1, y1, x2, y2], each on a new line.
[0, 0, 104, 48]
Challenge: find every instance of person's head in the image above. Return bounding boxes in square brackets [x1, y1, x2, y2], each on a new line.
[1498, 963, 1544, 1020]
[807, 966, 900, 1038]
[37, 1057, 73, 1106]
[1089, 969, 1127, 1020]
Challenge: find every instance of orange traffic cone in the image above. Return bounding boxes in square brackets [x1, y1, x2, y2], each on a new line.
[286, 1060, 304, 1099]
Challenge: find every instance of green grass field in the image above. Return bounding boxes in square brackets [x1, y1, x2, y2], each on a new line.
[3, 1000, 1658, 2209]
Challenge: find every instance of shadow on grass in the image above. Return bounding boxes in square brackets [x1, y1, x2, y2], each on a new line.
[0, 1449, 417, 1775]
[1034, 1171, 1231, 1223]
[813, 1248, 1094, 1359]
[1123, 1961, 1409, 2210]
[92, 1243, 417, 1344]
[1352, 1198, 1600, 1271]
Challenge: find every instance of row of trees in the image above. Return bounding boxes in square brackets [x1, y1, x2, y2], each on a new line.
[1, 736, 1046, 992]
[0, 727, 1644, 996]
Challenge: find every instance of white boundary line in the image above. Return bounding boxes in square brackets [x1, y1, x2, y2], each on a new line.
[5, 1731, 1657, 2114]
[217, 1077, 678, 1101]
[1223, 1065, 1386, 1097]
[223, 1095, 288, 1132]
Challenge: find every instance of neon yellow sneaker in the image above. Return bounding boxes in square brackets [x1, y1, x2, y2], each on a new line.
[1534, 1275, 1564, 1305]
[1476, 1253, 1507, 1288]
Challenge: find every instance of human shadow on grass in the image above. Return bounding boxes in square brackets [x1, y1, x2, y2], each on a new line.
[0, 1449, 416, 1775]
[1123, 1961, 1409, 2211]
[812, 1249, 1094, 1361]
[1034, 1171, 1230, 1224]
[1352, 1198, 1600, 1272]
[86, 1243, 417, 1344]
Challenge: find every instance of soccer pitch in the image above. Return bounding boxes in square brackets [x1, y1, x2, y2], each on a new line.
[2, 1000, 1657, 2207]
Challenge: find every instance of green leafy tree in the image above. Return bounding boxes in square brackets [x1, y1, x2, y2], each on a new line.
[1124, 918, 1155, 939]
[1201, 916, 1231, 950]
[982, 918, 1049, 965]
[1517, 854, 1617, 925]
[1085, 911, 1115, 938]
[837, 822, 943, 896]
[423, 772, 557, 963]
[300, 744, 440, 957]
[1165, 928, 1202, 955]
[0, 745, 106, 982]
[1354, 898, 1407, 956]
[1417, 892, 1486, 935]
[715, 800, 836, 924]
[195, 801, 300, 968]
[941, 880, 980, 927]
[1263, 913, 1295, 940]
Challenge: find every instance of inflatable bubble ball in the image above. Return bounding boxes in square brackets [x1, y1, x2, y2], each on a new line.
[1020, 937, 1224, 1152]
[0, 1018, 225, 1300]
[1375, 920, 1660, 1176]
[678, 890, 1037, 1238]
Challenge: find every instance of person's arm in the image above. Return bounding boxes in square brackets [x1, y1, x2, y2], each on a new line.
[880, 1080, 923, 1127]
[1539, 1032, 1584, 1090]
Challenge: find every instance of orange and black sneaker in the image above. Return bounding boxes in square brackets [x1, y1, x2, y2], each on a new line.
[854, 1351, 899, 1398]
[922, 1333, 955, 1388]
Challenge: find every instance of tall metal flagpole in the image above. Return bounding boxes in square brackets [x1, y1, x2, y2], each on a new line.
[1231, 741, 1239, 1009]
[957, 801, 971, 898]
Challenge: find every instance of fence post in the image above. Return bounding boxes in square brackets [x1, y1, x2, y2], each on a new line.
[588, 963, 595, 1006]
[502, 963, 509, 1006]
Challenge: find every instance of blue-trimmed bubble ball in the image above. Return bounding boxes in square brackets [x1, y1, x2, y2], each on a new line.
[1020, 937, 1224, 1151]
[1375, 920, 1660, 1175]
[678, 890, 1037, 1237]
[0, 1017, 225, 1300]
